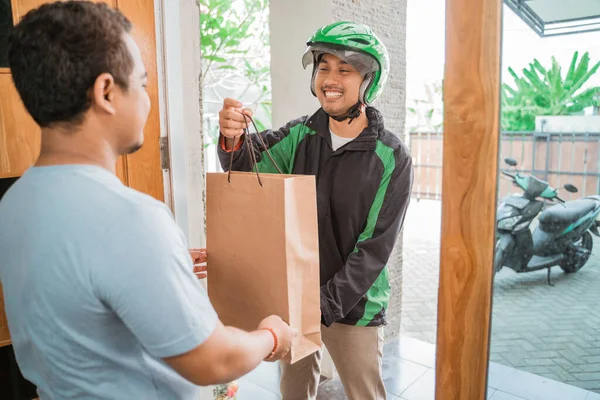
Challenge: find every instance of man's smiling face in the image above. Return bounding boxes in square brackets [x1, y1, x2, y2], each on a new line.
[315, 53, 364, 117]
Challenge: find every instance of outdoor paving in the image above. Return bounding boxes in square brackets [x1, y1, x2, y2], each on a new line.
[231, 336, 600, 400]
[400, 199, 600, 394]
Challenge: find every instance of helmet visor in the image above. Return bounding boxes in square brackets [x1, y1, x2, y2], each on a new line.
[301, 44, 379, 77]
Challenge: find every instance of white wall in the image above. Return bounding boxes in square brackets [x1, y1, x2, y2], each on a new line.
[158, 0, 207, 248]
[269, 0, 332, 129]
[535, 116, 600, 132]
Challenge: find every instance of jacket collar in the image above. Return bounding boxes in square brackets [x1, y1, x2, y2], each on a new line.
[305, 107, 384, 151]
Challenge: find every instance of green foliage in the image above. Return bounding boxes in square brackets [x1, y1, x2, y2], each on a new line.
[199, 0, 268, 83]
[501, 51, 600, 131]
[199, 0, 272, 147]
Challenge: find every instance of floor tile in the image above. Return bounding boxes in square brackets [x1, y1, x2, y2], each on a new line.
[398, 384, 496, 399]
[236, 380, 281, 400]
[488, 362, 517, 389]
[385, 337, 436, 368]
[383, 356, 430, 396]
[316, 378, 346, 400]
[240, 361, 280, 392]
[489, 390, 526, 400]
[398, 368, 435, 400]
[497, 368, 589, 400]
[315, 375, 400, 399]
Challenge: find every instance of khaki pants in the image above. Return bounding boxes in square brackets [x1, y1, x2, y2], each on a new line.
[280, 323, 386, 400]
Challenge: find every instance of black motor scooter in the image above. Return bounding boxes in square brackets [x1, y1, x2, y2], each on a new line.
[494, 158, 600, 285]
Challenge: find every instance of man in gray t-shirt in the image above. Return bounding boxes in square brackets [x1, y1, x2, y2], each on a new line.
[1, 165, 219, 398]
[0, 2, 295, 398]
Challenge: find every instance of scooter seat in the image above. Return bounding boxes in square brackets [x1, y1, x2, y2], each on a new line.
[539, 199, 597, 230]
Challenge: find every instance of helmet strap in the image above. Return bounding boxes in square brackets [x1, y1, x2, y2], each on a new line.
[328, 101, 363, 125]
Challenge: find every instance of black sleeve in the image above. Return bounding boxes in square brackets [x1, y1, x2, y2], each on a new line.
[217, 117, 307, 174]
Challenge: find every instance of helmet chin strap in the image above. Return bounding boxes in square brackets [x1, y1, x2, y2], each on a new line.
[328, 101, 363, 125]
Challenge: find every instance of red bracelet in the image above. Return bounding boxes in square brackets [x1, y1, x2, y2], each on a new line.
[260, 328, 278, 359]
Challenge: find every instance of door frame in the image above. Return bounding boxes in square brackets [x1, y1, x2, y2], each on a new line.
[154, 0, 207, 249]
[434, 0, 502, 398]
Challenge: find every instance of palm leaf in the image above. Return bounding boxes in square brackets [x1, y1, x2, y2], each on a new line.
[564, 51, 579, 90]
[572, 51, 591, 89]
[569, 60, 600, 95]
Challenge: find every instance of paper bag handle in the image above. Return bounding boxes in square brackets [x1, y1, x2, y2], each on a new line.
[227, 114, 283, 186]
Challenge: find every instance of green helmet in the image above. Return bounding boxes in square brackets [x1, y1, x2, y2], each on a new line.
[302, 21, 390, 105]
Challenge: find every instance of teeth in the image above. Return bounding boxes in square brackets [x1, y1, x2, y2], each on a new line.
[325, 91, 342, 99]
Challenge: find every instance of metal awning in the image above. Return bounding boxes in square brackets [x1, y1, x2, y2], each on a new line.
[504, 0, 600, 37]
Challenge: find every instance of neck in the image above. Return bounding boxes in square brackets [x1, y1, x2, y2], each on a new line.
[329, 109, 369, 139]
[36, 126, 118, 174]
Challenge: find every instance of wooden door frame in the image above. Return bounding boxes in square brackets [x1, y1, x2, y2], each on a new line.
[435, 0, 502, 398]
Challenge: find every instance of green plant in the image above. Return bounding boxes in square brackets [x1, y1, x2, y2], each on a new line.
[406, 81, 443, 133]
[199, 0, 272, 149]
[198, 0, 267, 85]
[501, 51, 600, 131]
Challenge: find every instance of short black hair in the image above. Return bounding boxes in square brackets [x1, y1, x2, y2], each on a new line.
[8, 1, 134, 128]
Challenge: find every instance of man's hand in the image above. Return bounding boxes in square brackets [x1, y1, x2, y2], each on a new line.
[257, 315, 297, 361]
[219, 98, 253, 150]
[189, 249, 207, 279]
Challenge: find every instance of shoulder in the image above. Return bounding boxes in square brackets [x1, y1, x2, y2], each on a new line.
[366, 107, 412, 160]
[378, 130, 411, 158]
[94, 180, 180, 242]
[278, 114, 315, 135]
[285, 114, 312, 128]
[82, 176, 184, 248]
[268, 114, 320, 146]
[115, 196, 181, 240]
[374, 130, 411, 173]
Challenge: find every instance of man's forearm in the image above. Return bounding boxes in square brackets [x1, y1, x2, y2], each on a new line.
[164, 322, 275, 386]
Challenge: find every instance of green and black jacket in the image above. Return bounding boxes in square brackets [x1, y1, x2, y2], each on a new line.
[218, 107, 413, 327]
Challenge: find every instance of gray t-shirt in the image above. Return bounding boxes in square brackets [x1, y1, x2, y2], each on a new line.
[330, 130, 354, 151]
[0, 165, 218, 399]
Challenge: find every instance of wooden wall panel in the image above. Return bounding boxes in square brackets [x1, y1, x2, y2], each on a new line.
[11, 0, 116, 23]
[117, 0, 164, 202]
[435, 0, 502, 398]
[0, 283, 10, 347]
[0, 73, 40, 178]
[115, 156, 128, 185]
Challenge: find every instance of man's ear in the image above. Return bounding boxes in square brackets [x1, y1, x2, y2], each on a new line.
[91, 73, 117, 115]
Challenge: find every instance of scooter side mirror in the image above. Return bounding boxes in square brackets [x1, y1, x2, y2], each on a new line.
[564, 184, 578, 193]
[504, 158, 518, 167]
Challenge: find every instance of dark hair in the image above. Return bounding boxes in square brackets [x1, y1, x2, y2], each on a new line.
[7, 1, 134, 128]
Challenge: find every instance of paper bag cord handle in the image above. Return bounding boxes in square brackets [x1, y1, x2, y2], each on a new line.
[245, 115, 284, 175]
[227, 113, 283, 186]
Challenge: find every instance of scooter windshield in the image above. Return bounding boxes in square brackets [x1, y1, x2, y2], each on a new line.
[526, 176, 553, 199]
[514, 174, 555, 199]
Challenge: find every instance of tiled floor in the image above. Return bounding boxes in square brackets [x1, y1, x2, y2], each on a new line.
[231, 336, 600, 400]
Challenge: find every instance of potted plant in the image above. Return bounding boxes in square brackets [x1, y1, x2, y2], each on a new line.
[213, 381, 239, 400]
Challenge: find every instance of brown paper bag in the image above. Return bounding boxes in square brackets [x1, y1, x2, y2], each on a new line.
[206, 171, 322, 363]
